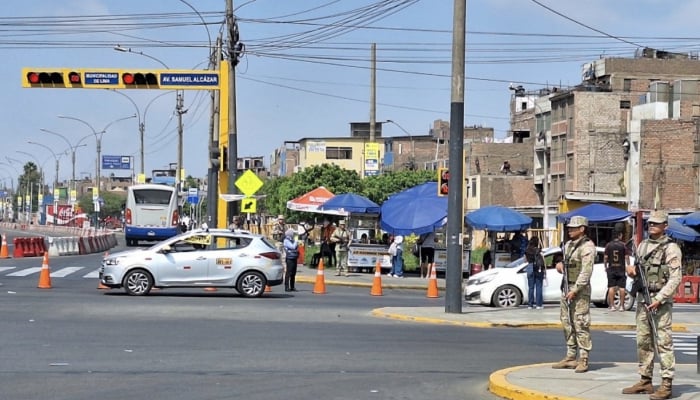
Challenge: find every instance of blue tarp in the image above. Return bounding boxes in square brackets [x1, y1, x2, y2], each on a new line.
[465, 205, 532, 232]
[667, 219, 700, 242]
[319, 193, 380, 215]
[677, 211, 700, 226]
[380, 182, 448, 235]
[557, 203, 631, 223]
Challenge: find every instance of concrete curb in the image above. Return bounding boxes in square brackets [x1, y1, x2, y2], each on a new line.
[488, 363, 584, 400]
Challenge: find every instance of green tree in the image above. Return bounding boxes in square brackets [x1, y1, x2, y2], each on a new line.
[77, 191, 126, 217]
[17, 162, 42, 212]
[360, 169, 436, 204]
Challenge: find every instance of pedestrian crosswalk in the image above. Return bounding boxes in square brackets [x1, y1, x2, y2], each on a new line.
[0, 266, 99, 279]
[605, 330, 699, 356]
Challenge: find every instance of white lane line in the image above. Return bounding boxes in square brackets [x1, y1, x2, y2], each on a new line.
[7, 267, 41, 276]
[0, 267, 16, 274]
[83, 269, 100, 279]
[50, 267, 84, 277]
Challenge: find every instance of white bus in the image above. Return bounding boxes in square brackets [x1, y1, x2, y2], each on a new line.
[124, 184, 179, 246]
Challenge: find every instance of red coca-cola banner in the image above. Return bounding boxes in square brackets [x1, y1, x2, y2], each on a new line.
[46, 204, 88, 227]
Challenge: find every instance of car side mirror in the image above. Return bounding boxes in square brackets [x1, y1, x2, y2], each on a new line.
[160, 245, 172, 254]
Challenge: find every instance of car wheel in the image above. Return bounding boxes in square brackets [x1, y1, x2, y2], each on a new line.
[123, 269, 153, 296]
[491, 285, 522, 308]
[237, 271, 266, 298]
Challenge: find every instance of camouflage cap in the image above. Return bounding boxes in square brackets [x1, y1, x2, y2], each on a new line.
[566, 215, 588, 228]
[648, 210, 668, 224]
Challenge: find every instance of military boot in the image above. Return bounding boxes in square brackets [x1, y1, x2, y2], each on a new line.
[649, 378, 672, 400]
[551, 356, 577, 369]
[621, 376, 653, 394]
[574, 357, 588, 373]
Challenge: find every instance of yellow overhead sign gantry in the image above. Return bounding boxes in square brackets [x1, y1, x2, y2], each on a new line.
[21, 67, 220, 90]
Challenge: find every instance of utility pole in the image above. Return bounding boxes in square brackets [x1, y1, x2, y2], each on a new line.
[207, 35, 222, 227]
[226, 0, 240, 223]
[445, 0, 466, 314]
[369, 43, 376, 143]
[175, 91, 187, 211]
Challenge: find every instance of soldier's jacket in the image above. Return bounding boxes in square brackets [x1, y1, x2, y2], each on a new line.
[272, 223, 287, 242]
[637, 235, 682, 304]
[563, 236, 595, 294]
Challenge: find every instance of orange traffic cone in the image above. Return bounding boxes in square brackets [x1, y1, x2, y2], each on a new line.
[0, 234, 10, 259]
[426, 264, 438, 298]
[312, 258, 327, 294]
[370, 261, 383, 296]
[265, 284, 272, 293]
[37, 252, 52, 289]
[97, 252, 110, 290]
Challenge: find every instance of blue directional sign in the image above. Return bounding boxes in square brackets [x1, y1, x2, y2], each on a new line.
[160, 73, 219, 87]
[102, 155, 132, 170]
[187, 188, 199, 204]
[84, 72, 119, 85]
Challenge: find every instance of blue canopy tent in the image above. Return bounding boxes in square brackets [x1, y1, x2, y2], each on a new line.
[677, 211, 700, 227]
[557, 203, 631, 223]
[667, 219, 700, 242]
[380, 182, 448, 235]
[465, 205, 532, 232]
[319, 193, 380, 215]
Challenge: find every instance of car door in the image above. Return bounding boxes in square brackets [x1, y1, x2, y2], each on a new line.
[207, 235, 251, 282]
[153, 238, 210, 284]
[543, 251, 564, 302]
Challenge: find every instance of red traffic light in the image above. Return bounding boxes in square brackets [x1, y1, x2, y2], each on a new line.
[25, 71, 64, 85]
[122, 72, 158, 86]
[68, 71, 81, 84]
[27, 72, 40, 84]
[438, 168, 449, 196]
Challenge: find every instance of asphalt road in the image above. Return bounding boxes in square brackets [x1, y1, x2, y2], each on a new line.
[1, 247, 696, 400]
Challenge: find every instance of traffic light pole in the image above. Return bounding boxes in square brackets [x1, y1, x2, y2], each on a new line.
[207, 35, 222, 228]
[225, 0, 240, 225]
[445, 0, 466, 314]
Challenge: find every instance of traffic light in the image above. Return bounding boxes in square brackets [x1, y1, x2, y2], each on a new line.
[121, 72, 158, 88]
[209, 146, 221, 169]
[23, 69, 83, 88]
[437, 168, 449, 197]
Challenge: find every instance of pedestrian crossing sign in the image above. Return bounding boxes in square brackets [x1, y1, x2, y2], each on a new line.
[241, 197, 257, 213]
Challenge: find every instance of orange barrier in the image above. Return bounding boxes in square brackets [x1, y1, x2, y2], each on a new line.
[297, 242, 305, 266]
[37, 252, 52, 289]
[13, 237, 23, 258]
[312, 258, 327, 294]
[370, 261, 383, 296]
[674, 276, 700, 304]
[426, 264, 439, 298]
[0, 234, 10, 259]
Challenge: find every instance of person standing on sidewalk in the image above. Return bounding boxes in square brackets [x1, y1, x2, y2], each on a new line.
[331, 220, 350, 276]
[388, 235, 404, 278]
[525, 236, 545, 309]
[604, 228, 630, 311]
[552, 216, 595, 373]
[419, 231, 437, 278]
[283, 229, 299, 292]
[622, 210, 682, 399]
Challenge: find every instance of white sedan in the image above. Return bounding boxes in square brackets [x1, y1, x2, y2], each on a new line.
[464, 247, 634, 309]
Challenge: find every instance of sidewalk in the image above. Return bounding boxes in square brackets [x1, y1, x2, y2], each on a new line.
[294, 265, 700, 399]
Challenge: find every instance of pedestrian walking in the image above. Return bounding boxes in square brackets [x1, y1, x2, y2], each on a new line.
[552, 216, 595, 373]
[604, 228, 630, 311]
[622, 210, 682, 399]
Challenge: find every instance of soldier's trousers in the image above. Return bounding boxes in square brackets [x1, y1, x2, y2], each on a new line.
[559, 287, 592, 359]
[636, 300, 675, 379]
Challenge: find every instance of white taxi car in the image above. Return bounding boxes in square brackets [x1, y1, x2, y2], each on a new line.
[464, 247, 634, 309]
[100, 229, 284, 297]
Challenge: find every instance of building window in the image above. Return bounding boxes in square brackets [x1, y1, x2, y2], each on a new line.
[471, 178, 477, 197]
[620, 100, 631, 109]
[623, 79, 632, 92]
[326, 147, 353, 160]
[567, 154, 574, 177]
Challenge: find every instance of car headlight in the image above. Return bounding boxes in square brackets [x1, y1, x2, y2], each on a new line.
[469, 274, 496, 286]
[104, 258, 121, 266]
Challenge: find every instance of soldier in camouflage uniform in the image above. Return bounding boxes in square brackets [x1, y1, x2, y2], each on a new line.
[552, 216, 595, 373]
[622, 210, 682, 399]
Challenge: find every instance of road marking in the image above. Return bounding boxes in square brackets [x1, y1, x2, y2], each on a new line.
[83, 269, 100, 278]
[7, 267, 41, 276]
[50, 267, 84, 277]
[0, 267, 16, 274]
[605, 330, 699, 356]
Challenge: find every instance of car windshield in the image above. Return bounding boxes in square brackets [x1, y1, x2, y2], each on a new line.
[502, 256, 525, 268]
[260, 237, 277, 249]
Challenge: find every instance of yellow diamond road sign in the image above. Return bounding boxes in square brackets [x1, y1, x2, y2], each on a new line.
[235, 170, 264, 196]
[241, 197, 257, 213]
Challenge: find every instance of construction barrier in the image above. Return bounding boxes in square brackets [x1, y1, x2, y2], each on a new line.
[674, 276, 700, 304]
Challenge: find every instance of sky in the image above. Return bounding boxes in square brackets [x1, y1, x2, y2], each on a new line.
[2, 0, 700, 185]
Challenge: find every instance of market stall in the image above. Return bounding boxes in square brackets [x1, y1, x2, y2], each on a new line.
[319, 193, 387, 271]
[466, 205, 533, 268]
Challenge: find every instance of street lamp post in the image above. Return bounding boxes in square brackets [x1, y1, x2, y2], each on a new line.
[58, 114, 136, 192]
[26, 140, 64, 194]
[39, 128, 90, 201]
[106, 90, 175, 177]
[384, 119, 415, 170]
